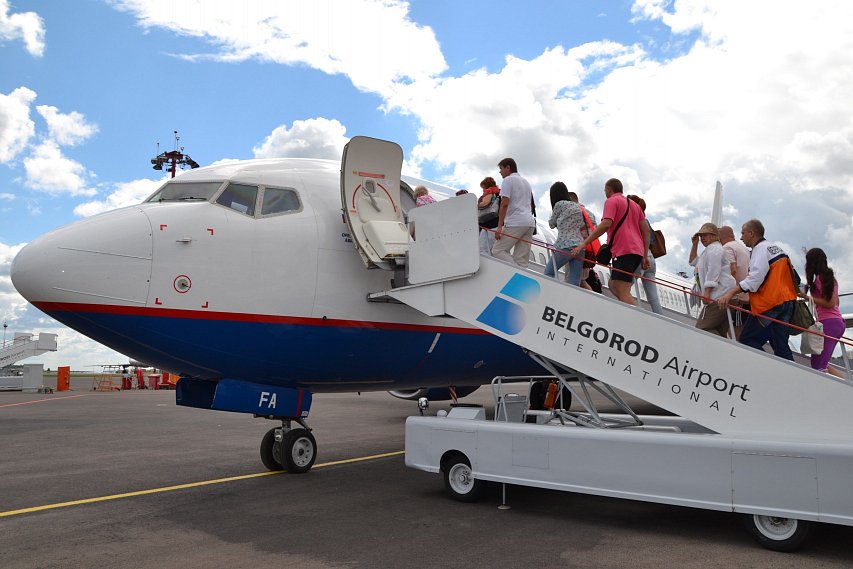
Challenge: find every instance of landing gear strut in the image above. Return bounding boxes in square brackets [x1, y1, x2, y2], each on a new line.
[259, 418, 317, 473]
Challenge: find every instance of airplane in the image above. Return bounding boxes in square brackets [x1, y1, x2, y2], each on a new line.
[10, 136, 697, 473]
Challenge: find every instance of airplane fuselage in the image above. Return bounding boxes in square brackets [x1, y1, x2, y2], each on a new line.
[11, 158, 539, 392]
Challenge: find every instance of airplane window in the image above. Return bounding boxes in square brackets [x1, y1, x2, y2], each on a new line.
[539, 253, 546, 265]
[529, 252, 535, 263]
[216, 183, 257, 216]
[261, 188, 301, 215]
[146, 181, 224, 202]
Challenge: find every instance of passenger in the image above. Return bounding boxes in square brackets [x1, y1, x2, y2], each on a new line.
[719, 225, 750, 338]
[802, 248, 847, 378]
[689, 222, 737, 336]
[627, 195, 663, 314]
[492, 158, 535, 268]
[572, 178, 649, 306]
[455, 189, 469, 196]
[414, 185, 436, 207]
[717, 219, 797, 360]
[477, 177, 501, 256]
[568, 191, 598, 292]
[544, 182, 585, 286]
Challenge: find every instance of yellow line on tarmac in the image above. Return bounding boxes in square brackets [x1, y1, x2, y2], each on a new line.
[0, 394, 90, 408]
[0, 450, 404, 519]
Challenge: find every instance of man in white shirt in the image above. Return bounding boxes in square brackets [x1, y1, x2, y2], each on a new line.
[719, 225, 750, 338]
[492, 157, 535, 267]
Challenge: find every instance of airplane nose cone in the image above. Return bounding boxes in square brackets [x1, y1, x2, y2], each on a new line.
[12, 207, 153, 307]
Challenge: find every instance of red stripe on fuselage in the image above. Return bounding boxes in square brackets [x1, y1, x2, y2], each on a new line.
[33, 301, 489, 335]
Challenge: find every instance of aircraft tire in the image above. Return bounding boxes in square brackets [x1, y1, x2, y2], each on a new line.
[260, 428, 285, 471]
[282, 428, 317, 474]
[442, 454, 483, 502]
[744, 514, 811, 552]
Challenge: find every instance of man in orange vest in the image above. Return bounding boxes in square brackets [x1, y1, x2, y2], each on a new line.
[717, 219, 797, 360]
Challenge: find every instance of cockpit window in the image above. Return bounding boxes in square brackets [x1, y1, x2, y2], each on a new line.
[146, 181, 224, 202]
[216, 183, 258, 216]
[260, 188, 301, 216]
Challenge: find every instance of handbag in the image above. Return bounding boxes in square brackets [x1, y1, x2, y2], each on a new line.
[800, 321, 824, 355]
[477, 194, 500, 224]
[788, 299, 815, 336]
[595, 199, 631, 266]
[596, 243, 612, 265]
[799, 299, 824, 355]
[649, 229, 666, 258]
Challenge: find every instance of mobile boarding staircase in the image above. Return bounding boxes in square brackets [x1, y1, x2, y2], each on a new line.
[340, 136, 853, 550]
[0, 332, 58, 391]
[362, 193, 853, 550]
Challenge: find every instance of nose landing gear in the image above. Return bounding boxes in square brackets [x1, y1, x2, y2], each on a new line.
[260, 418, 317, 473]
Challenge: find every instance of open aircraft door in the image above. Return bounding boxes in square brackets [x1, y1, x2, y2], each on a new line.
[341, 136, 408, 270]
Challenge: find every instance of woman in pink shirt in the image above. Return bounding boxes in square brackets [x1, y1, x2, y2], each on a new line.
[804, 248, 846, 378]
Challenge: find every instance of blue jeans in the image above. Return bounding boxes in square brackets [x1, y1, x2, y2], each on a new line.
[634, 252, 663, 314]
[545, 248, 584, 286]
[739, 300, 794, 361]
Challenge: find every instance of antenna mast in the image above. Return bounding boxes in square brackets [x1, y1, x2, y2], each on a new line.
[150, 131, 200, 178]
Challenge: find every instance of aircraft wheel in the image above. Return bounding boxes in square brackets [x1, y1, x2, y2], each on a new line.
[282, 428, 317, 474]
[442, 454, 483, 502]
[744, 514, 811, 552]
[260, 428, 284, 471]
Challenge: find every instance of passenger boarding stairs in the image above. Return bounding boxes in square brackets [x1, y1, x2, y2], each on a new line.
[0, 332, 57, 368]
[368, 193, 853, 442]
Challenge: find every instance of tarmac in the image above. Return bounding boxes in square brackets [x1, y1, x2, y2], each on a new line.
[1, 380, 852, 569]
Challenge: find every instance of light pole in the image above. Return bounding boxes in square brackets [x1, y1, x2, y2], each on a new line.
[2, 322, 6, 347]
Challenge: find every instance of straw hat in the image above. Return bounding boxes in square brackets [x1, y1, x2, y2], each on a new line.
[694, 222, 719, 238]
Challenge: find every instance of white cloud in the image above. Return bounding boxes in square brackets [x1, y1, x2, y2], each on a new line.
[0, 0, 45, 57]
[0, 240, 29, 326]
[23, 140, 96, 196]
[0, 86, 37, 163]
[253, 117, 348, 159]
[104, 0, 853, 292]
[73, 178, 162, 217]
[110, 0, 446, 94]
[36, 105, 99, 146]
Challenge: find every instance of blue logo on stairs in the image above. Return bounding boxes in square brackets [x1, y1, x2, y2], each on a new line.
[476, 273, 540, 335]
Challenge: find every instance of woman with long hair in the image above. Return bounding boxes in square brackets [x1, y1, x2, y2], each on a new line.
[545, 181, 585, 286]
[804, 248, 846, 378]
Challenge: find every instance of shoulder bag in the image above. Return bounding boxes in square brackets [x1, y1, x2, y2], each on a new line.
[595, 199, 631, 266]
[477, 194, 500, 225]
[799, 299, 824, 354]
[789, 299, 815, 336]
[650, 228, 667, 258]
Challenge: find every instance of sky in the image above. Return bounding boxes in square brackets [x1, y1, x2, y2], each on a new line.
[1, 0, 853, 371]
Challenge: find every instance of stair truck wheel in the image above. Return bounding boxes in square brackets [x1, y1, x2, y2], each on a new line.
[442, 454, 483, 502]
[282, 428, 317, 474]
[744, 514, 811, 552]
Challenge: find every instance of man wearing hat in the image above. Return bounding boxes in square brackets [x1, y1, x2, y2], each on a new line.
[689, 222, 738, 336]
[717, 219, 798, 360]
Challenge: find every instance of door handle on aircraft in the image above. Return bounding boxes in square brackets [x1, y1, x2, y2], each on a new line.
[175, 238, 193, 243]
[362, 179, 381, 212]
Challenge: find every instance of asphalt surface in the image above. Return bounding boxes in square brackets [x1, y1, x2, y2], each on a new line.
[1, 382, 852, 569]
